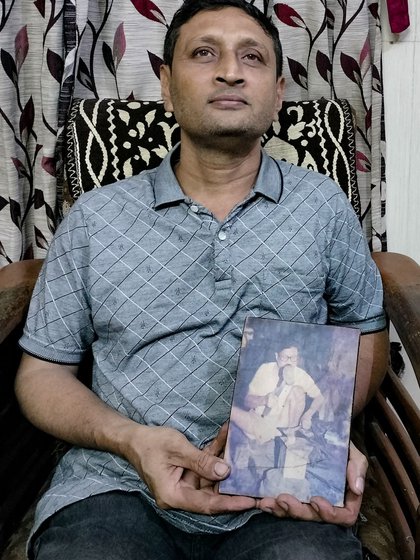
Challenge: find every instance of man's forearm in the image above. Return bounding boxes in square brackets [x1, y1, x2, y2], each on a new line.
[14, 352, 144, 459]
[352, 329, 389, 417]
[15, 355, 257, 515]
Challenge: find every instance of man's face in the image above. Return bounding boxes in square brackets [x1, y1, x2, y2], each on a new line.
[160, 7, 285, 148]
[282, 364, 296, 384]
[276, 346, 298, 368]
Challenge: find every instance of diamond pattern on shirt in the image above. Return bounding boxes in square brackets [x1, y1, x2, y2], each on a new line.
[20, 151, 385, 537]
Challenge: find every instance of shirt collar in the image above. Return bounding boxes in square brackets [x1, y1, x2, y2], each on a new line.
[153, 144, 283, 209]
[153, 145, 186, 209]
[252, 149, 284, 203]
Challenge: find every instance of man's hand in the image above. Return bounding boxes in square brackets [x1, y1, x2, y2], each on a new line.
[256, 441, 367, 526]
[16, 355, 254, 516]
[123, 423, 256, 515]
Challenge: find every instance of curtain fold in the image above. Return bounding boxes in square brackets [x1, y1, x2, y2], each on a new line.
[0, 0, 386, 266]
[272, 0, 386, 250]
[0, 0, 64, 263]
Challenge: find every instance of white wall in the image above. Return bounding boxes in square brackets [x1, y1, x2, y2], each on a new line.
[382, 0, 419, 263]
[382, 0, 419, 403]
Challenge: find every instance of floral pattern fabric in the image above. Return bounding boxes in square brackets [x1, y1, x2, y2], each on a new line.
[64, 97, 359, 214]
[0, 0, 63, 263]
[272, 1, 386, 251]
[0, 0, 385, 266]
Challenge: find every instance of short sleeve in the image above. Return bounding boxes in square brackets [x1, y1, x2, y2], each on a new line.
[325, 195, 386, 333]
[248, 363, 278, 396]
[19, 201, 95, 363]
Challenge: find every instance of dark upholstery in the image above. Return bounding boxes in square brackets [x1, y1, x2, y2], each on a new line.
[65, 98, 360, 215]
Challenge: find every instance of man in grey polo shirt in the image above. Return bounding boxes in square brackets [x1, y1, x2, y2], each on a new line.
[15, 1, 388, 559]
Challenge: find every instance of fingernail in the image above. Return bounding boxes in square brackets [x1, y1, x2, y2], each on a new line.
[261, 507, 273, 514]
[214, 461, 229, 477]
[356, 476, 365, 494]
[278, 501, 289, 512]
[311, 502, 320, 513]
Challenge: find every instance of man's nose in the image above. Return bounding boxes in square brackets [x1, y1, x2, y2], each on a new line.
[215, 53, 245, 86]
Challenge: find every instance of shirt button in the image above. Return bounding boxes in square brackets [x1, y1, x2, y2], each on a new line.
[218, 230, 227, 241]
[190, 204, 199, 213]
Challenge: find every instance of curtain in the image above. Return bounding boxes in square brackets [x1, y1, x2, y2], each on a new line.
[0, 0, 64, 264]
[271, 1, 386, 251]
[0, 0, 386, 266]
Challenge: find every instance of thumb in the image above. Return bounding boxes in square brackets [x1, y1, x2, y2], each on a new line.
[187, 444, 231, 481]
[347, 441, 368, 496]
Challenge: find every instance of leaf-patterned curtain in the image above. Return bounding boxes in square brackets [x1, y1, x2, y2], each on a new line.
[272, 1, 386, 251]
[0, 0, 63, 264]
[0, 0, 385, 266]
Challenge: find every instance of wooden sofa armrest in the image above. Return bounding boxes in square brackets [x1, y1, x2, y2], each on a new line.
[372, 252, 420, 382]
[0, 259, 43, 345]
[1, 252, 418, 560]
[0, 258, 58, 555]
[367, 252, 420, 560]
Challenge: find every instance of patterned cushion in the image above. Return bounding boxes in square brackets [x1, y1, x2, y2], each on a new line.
[65, 97, 360, 215]
[65, 99, 179, 204]
[262, 98, 359, 215]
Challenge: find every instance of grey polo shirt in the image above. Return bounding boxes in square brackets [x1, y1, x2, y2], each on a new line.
[20, 148, 386, 538]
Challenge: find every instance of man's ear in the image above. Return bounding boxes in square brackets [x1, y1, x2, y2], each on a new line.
[160, 64, 174, 112]
[273, 76, 286, 121]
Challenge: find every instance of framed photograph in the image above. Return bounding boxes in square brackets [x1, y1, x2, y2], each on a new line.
[219, 317, 360, 506]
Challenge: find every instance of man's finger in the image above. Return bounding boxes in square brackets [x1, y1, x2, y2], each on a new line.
[274, 494, 322, 521]
[347, 441, 368, 496]
[256, 494, 320, 521]
[205, 422, 228, 457]
[178, 437, 231, 481]
[310, 491, 361, 527]
[171, 484, 256, 515]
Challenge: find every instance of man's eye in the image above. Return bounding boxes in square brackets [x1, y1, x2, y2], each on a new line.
[244, 53, 261, 61]
[193, 49, 213, 58]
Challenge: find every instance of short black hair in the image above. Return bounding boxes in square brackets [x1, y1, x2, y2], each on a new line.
[163, 0, 283, 78]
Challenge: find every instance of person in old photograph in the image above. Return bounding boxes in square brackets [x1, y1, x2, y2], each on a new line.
[225, 337, 356, 503]
[225, 344, 324, 494]
[247, 345, 324, 432]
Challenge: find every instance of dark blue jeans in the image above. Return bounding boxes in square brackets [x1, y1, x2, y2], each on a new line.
[32, 491, 362, 560]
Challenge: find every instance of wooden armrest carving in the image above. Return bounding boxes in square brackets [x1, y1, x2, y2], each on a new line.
[369, 456, 416, 560]
[381, 368, 420, 450]
[368, 252, 419, 560]
[372, 388, 419, 477]
[369, 421, 418, 520]
[372, 252, 420, 382]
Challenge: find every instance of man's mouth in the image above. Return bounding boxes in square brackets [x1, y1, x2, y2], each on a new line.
[208, 95, 248, 109]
